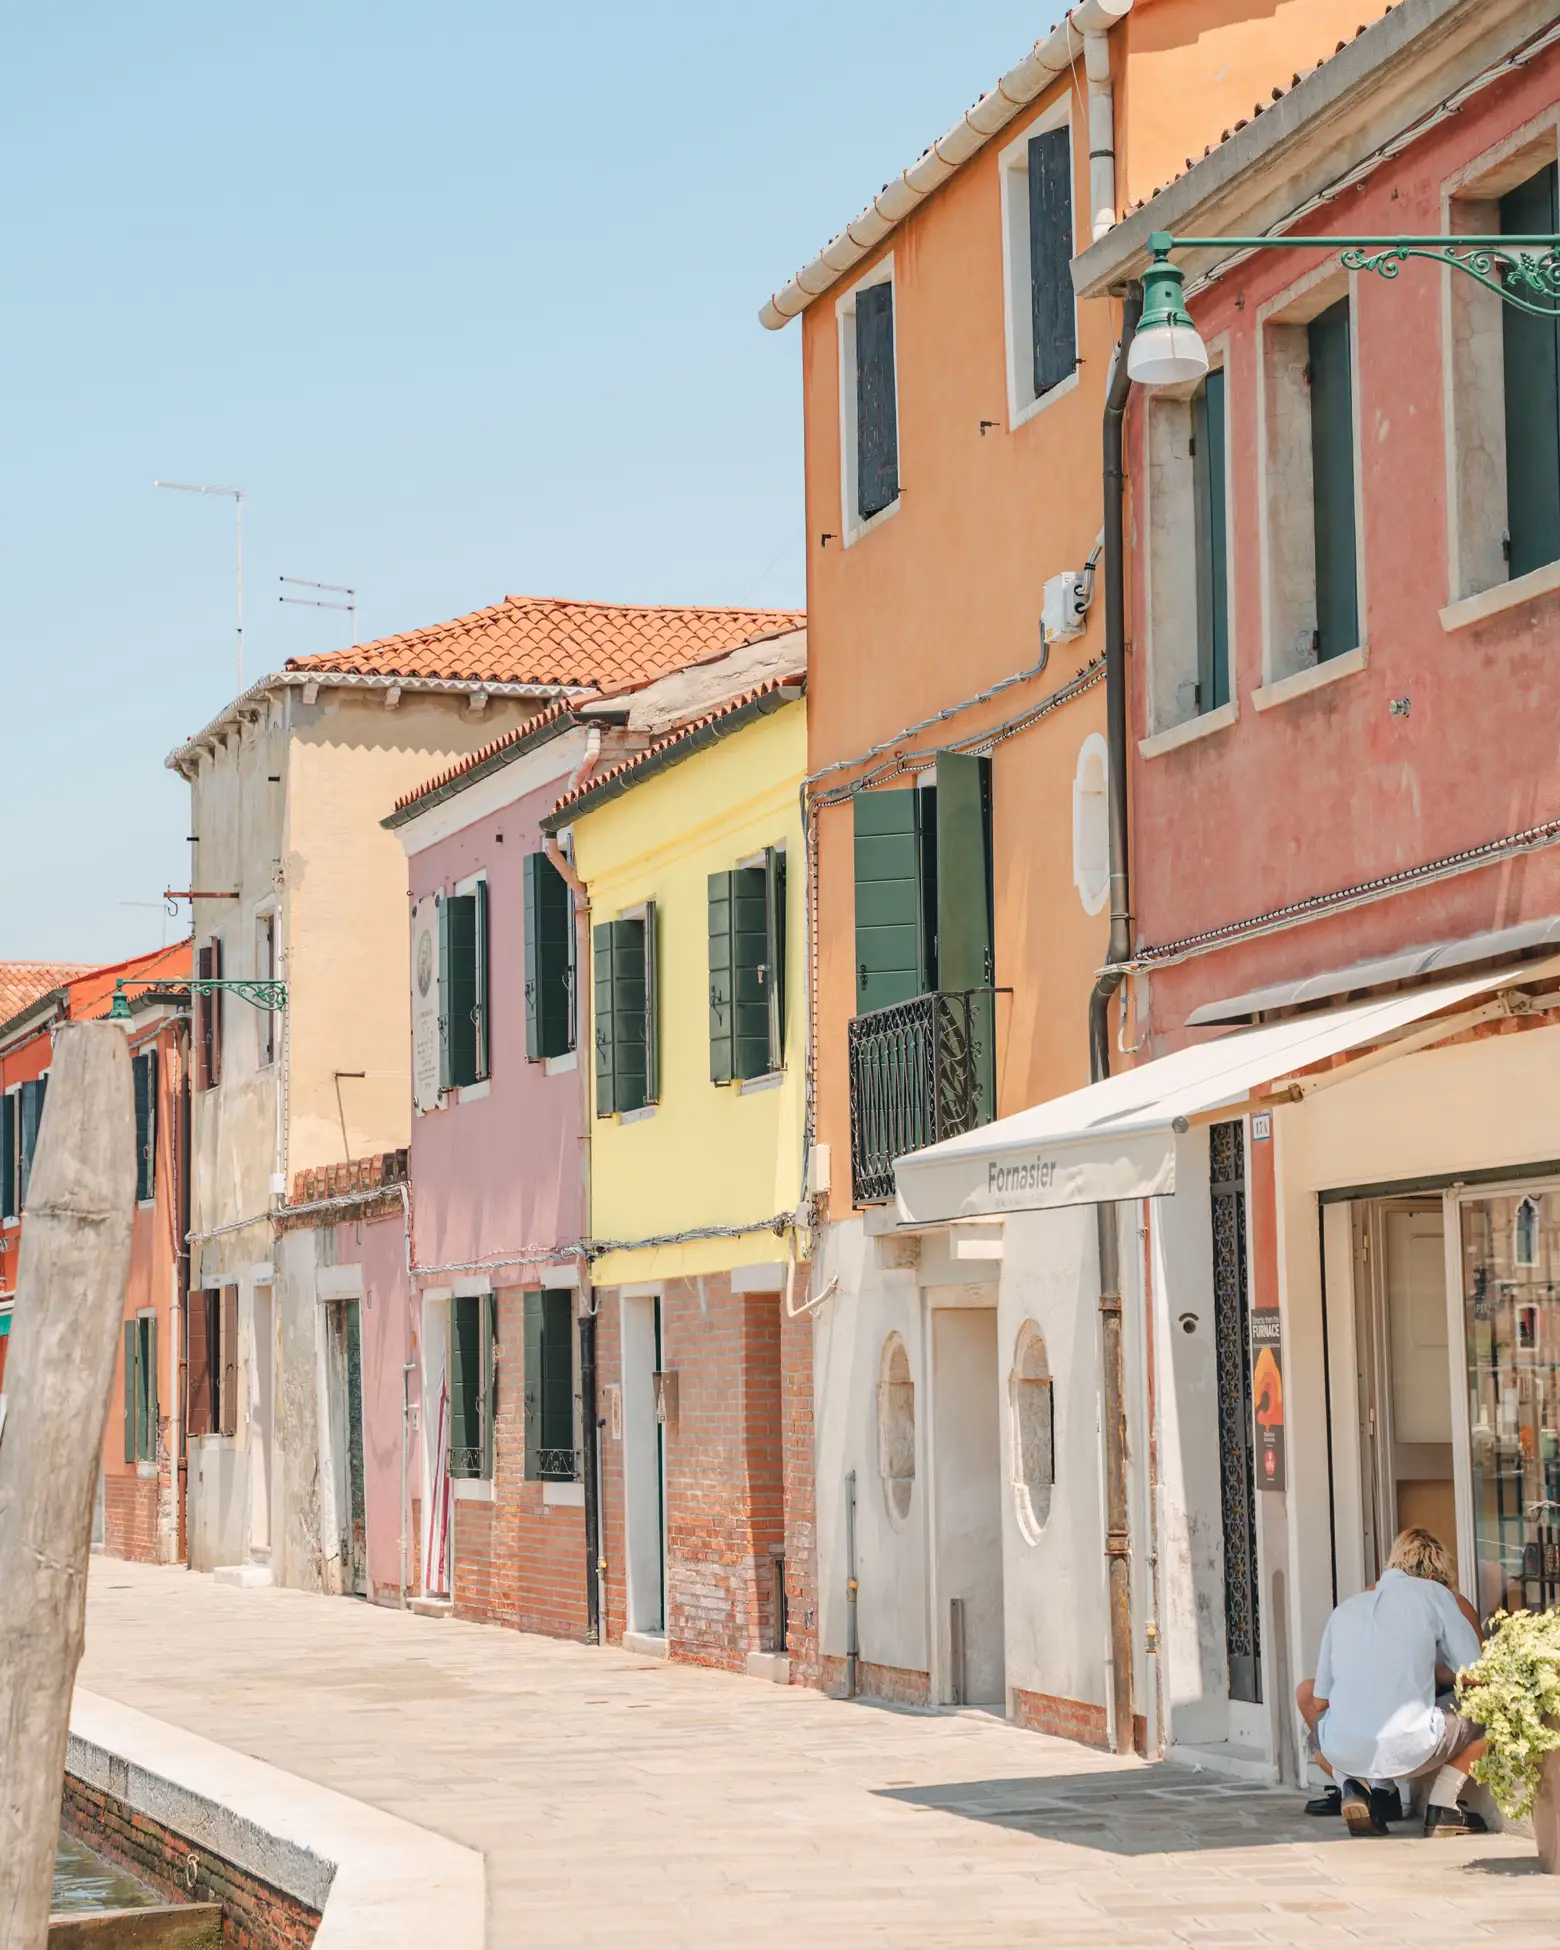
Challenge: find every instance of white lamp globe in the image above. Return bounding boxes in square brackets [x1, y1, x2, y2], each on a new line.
[1127, 319, 1210, 388]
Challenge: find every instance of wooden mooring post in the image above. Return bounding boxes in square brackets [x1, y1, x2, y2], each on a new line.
[0, 1024, 137, 1950]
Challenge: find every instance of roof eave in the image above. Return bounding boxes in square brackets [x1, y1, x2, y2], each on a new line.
[381, 711, 593, 832]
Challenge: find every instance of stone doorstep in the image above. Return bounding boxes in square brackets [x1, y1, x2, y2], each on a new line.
[406, 1595, 453, 1620]
[67, 1691, 484, 1950]
[745, 1650, 790, 1686]
[47, 1903, 224, 1948]
[622, 1630, 669, 1661]
[211, 1563, 273, 1591]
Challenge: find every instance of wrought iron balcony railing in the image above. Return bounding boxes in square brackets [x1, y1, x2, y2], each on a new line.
[538, 1446, 581, 1482]
[847, 988, 999, 1206]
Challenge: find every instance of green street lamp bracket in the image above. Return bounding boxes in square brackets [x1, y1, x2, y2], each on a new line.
[107, 977, 288, 1021]
[1146, 229, 1560, 319]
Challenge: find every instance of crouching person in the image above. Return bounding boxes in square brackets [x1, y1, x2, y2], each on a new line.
[1295, 1527, 1486, 1838]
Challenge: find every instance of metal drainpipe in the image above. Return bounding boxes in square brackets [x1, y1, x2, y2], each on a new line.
[845, 1468, 859, 1698]
[1091, 285, 1143, 1758]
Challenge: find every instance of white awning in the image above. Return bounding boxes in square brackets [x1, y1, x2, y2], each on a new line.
[894, 964, 1559, 1225]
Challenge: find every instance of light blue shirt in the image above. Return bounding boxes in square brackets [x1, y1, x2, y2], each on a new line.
[1314, 1569, 1481, 1779]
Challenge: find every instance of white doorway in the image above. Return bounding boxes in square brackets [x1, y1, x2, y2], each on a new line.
[930, 1302, 1005, 1706]
[621, 1292, 667, 1639]
[420, 1293, 451, 1598]
[250, 1284, 274, 1558]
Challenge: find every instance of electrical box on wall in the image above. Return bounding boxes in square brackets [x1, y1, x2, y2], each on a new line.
[1041, 570, 1091, 644]
[653, 1369, 679, 1430]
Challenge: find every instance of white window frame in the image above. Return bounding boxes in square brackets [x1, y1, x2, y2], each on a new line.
[836, 254, 900, 548]
[998, 98, 1080, 432]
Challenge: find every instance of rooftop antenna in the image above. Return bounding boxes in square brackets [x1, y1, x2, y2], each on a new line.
[155, 481, 246, 693]
[279, 576, 357, 644]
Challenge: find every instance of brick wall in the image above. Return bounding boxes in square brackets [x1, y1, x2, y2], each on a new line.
[62, 1775, 321, 1948]
[596, 1270, 819, 1684]
[448, 1286, 589, 1638]
[102, 1472, 160, 1564]
[1012, 1687, 1110, 1749]
[818, 1656, 931, 1706]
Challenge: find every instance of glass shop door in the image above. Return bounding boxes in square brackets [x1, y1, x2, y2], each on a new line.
[1457, 1184, 1560, 1626]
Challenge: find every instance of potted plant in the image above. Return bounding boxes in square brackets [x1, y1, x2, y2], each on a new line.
[1456, 1606, 1560, 1866]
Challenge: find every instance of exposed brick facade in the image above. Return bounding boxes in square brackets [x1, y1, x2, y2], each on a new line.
[819, 1656, 931, 1706]
[62, 1774, 321, 1948]
[448, 1285, 590, 1638]
[595, 1269, 818, 1682]
[102, 1471, 161, 1564]
[1012, 1687, 1110, 1749]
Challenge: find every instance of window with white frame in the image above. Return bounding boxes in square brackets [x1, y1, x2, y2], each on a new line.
[837, 258, 899, 543]
[999, 106, 1079, 428]
[1146, 361, 1232, 734]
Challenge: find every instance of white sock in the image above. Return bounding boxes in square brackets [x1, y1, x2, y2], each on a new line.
[1430, 1765, 1468, 1808]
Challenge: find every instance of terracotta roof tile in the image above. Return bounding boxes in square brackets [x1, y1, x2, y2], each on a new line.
[287, 595, 805, 692]
[69, 940, 193, 1021]
[0, 962, 93, 1024]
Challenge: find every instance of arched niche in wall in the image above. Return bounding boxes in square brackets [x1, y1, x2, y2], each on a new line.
[877, 1331, 915, 1524]
[1010, 1320, 1055, 1543]
[1072, 732, 1109, 916]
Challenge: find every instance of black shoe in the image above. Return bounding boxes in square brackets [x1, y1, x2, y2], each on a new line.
[1424, 1802, 1488, 1838]
[1341, 1777, 1387, 1836]
[1305, 1784, 1342, 1817]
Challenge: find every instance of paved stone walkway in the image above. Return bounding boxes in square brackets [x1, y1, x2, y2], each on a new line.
[80, 1561, 1557, 1947]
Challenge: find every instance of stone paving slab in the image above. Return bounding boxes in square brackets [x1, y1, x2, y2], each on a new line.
[77, 1561, 1559, 1948]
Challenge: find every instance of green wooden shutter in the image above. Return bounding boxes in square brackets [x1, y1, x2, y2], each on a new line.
[1308, 297, 1359, 663]
[525, 851, 573, 1061]
[935, 753, 996, 1125]
[124, 1320, 137, 1463]
[145, 1314, 158, 1462]
[642, 903, 659, 1106]
[1502, 163, 1560, 579]
[765, 847, 787, 1071]
[438, 895, 453, 1093]
[708, 870, 736, 1085]
[18, 1078, 42, 1209]
[523, 1290, 543, 1478]
[1028, 127, 1076, 397]
[472, 881, 490, 1081]
[446, 895, 478, 1089]
[450, 1295, 481, 1478]
[856, 282, 899, 520]
[1192, 369, 1231, 712]
[593, 920, 617, 1116]
[853, 788, 927, 1014]
[1, 1093, 15, 1222]
[731, 870, 769, 1080]
[133, 1051, 158, 1204]
[540, 1289, 574, 1465]
[481, 1293, 495, 1479]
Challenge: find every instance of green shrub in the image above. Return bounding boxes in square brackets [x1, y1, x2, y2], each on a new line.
[1456, 1607, 1560, 1820]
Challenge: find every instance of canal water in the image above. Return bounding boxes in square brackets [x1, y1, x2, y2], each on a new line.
[53, 1830, 160, 1914]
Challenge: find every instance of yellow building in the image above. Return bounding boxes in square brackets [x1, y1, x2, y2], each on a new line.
[540, 659, 818, 1682]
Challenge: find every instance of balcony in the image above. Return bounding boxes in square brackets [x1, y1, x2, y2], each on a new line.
[847, 989, 998, 1205]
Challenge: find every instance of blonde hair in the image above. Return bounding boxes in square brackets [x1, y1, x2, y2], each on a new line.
[1387, 1526, 1456, 1588]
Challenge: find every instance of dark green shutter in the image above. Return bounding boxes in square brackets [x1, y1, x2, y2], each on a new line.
[144, 1315, 158, 1462]
[472, 881, 490, 1082]
[593, 921, 617, 1115]
[1, 1092, 14, 1222]
[856, 282, 899, 521]
[18, 1078, 43, 1209]
[708, 871, 736, 1084]
[935, 753, 996, 1123]
[853, 789, 927, 1014]
[1308, 298, 1359, 663]
[438, 896, 453, 1094]
[612, 919, 648, 1112]
[124, 1320, 137, 1463]
[133, 1051, 158, 1204]
[1028, 127, 1076, 397]
[540, 1290, 574, 1463]
[523, 1290, 543, 1478]
[1192, 369, 1231, 712]
[446, 895, 478, 1089]
[524, 851, 573, 1061]
[1502, 163, 1560, 579]
[449, 1296, 479, 1478]
[481, 1293, 495, 1478]
[765, 847, 787, 1071]
[642, 903, 659, 1106]
[731, 871, 769, 1080]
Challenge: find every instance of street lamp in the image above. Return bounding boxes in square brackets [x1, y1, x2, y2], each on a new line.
[1128, 227, 1560, 389]
[155, 480, 247, 693]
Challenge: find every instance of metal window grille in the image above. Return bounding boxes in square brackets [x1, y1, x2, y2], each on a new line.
[847, 989, 997, 1205]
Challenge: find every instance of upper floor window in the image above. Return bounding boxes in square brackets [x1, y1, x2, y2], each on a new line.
[523, 850, 576, 1063]
[255, 913, 277, 1069]
[1500, 160, 1560, 581]
[852, 752, 992, 1011]
[837, 260, 899, 543]
[708, 847, 786, 1083]
[1262, 284, 1360, 685]
[449, 1290, 496, 1481]
[123, 1312, 158, 1465]
[594, 903, 658, 1117]
[441, 878, 490, 1092]
[1145, 365, 1231, 736]
[1000, 113, 1078, 427]
[196, 938, 223, 1090]
[133, 1049, 158, 1204]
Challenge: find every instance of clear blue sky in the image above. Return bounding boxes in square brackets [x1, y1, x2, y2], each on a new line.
[3, 1, 1053, 964]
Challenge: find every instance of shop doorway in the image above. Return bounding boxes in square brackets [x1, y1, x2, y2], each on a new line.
[1352, 1199, 1457, 1584]
[930, 1301, 1004, 1707]
[621, 1292, 667, 1639]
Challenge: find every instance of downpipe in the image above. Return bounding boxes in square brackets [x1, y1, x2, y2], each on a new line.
[845, 1468, 859, 1698]
[1092, 285, 1142, 1758]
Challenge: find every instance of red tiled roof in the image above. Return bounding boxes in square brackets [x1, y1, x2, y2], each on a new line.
[0, 962, 93, 1025]
[69, 940, 193, 1022]
[545, 675, 805, 826]
[287, 595, 804, 692]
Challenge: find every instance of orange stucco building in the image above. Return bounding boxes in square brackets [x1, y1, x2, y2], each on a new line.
[761, 0, 1398, 1740]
